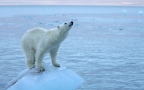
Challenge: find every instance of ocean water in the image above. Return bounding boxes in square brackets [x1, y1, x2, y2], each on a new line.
[0, 6, 144, 90]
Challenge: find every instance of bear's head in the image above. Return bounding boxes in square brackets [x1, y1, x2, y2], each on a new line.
[57, 21, 73, 36]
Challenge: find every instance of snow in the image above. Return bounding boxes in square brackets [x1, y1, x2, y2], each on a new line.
[6, 63, 84, 90]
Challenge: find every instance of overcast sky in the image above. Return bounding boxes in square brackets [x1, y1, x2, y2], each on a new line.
[0, 0, 144, 6]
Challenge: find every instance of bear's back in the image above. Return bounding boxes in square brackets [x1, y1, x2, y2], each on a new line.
[23, 27, 46, 38]
[28, 27, 46, 35]
[22, 27, 47, 49]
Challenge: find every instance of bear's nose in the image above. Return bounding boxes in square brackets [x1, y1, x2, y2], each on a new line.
[71, 21, 73, 25]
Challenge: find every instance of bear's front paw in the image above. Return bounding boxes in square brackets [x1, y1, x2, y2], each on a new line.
[36, 64, 45, 72]
[53, 63, 60, 67]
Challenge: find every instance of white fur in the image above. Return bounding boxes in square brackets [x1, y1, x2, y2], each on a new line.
[22, 21, 73, 71]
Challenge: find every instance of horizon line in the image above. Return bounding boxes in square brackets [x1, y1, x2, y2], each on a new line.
[0, 1, 144, 6]
[0, 4, 144, 7]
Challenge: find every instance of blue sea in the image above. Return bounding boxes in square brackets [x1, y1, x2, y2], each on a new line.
[0, 6, 144, 90]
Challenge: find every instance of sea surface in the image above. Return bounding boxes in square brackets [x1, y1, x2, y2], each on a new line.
[0, 6, 144, 90]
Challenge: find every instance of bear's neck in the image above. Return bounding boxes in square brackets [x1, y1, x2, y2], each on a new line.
[59, 31, 69, 42]
[50, 29, 68, 44]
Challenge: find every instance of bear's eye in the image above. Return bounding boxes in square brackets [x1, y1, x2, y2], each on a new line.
[64, 23, 67, 25]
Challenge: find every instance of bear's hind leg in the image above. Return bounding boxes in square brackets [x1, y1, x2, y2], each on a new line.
[35, 51, 45, 71]
[25, 48, 35, 69]
[26, 56, 35, 69]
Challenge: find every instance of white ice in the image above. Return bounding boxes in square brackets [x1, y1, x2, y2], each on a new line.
[5, 63, 84, 90]
[138, 10, 143, 14]
[122, 9, 127, 14]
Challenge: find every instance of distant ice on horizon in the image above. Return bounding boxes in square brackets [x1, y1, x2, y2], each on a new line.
[138, 10, 143, 14]
[122, 9, 128, 14]
[0, 6, 144, 17]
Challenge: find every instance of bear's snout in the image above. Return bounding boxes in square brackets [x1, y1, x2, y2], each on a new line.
[71, 21, 73, 24]
[69, 21, 73, 27]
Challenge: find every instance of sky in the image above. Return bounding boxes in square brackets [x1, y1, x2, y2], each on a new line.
[0, 0, 144, 6]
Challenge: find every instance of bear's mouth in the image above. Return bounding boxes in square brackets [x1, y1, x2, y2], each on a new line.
[69, 21, 73, 27]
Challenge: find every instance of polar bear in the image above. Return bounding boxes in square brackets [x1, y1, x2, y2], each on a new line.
[22, 21, 73, 71]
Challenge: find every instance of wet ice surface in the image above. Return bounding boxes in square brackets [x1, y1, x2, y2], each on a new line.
[0, 6, 144, 90]
[6, 63, 84, 90]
